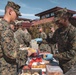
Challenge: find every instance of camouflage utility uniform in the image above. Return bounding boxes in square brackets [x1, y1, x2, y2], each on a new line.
[0, 19, 28, 75]
[14, 28, 25, 45]
[23, 29, 31, 47]
[14, 28, 30, 47]
[0, 1, 28, 75]
[50, 24, 76, 73]
[0, 19, 17, 75]
[38, 31, 47, 40]
[39, 43, 51, 52]
[48, 31, 58, 54]
[38, 31, 51, 52]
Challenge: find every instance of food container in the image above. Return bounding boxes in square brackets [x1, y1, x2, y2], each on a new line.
[31, 69, 42, 75]
[46, 65, 63, 75]
[18, 69, 42, 75]
[31, 62, 46, 72]
[18, 69, 31, 75]
[30, 57, 42, 63]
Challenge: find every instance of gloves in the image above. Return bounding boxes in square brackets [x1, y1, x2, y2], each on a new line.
[43, 54, 53, 60]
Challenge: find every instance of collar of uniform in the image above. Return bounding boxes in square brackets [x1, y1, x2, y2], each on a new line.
[59, 23, 71, 34]
[2, 19, 10, 25]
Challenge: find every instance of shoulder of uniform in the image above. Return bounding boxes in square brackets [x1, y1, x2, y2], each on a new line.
[68, 24, 76, 36]
[69, 24, 76, 31]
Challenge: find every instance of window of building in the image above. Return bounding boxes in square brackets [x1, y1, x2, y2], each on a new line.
[41, 15, 46, 19]
[51, 12, 54, 16]
[45, 14, 50, 18]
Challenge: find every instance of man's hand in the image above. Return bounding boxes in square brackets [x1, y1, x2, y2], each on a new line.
[53, 54, 62, 59]
[54, 54, 68, 61]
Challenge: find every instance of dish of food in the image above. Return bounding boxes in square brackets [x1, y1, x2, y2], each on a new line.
[21, 73, 31, 75]
[32, 72, 39, 75]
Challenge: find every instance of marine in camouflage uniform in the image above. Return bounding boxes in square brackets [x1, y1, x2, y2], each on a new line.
[14, 25, 25, 46]
[14, 24, 31, 47]
[14, 25, 30, 69]
[23, 28, 31, 47]
[38, 27, 51, 52]
[50, 8, 76, 73]
[47, 27, 58, 54]
[39, 43, 51, 52]
[39, 31, 47, 40]
[0, 1, 28, 75]
[0, 19, 17, 75]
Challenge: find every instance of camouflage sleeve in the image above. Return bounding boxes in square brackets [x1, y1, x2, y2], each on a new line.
[46, 44, 51, 53]
[41, 32, 47, 40]
[57, 29, 76, 60]
[14, 33, 19, 44]
[1, 29, 17, 59]
[0, 24, 3, 57]
[16, 49, 28, 66]
[23, 32, 31, 43]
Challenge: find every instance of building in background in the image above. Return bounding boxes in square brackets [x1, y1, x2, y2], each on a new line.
[1, 6, 76, 27]
[32, 6, 76, 26]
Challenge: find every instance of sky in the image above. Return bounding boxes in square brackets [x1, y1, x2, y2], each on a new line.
[0, 0, 76, 20]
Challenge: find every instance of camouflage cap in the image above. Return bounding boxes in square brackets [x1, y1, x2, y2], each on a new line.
[6, 1, 21, 16]
[54, 8, 68, 22]
[55, 8, 68, 17]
